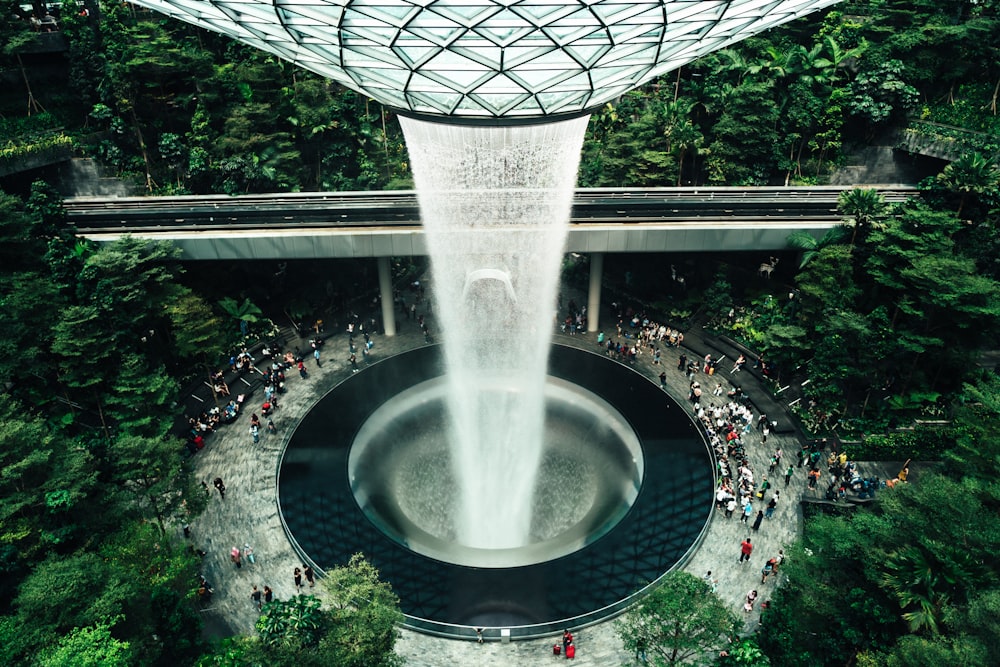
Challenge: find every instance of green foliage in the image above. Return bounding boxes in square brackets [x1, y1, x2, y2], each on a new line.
[257, 594, 326, 649]
[844, 429, 949, 461]
[847, 59, 919, 130]
[0, 413, 97, 581]
[227, 554, 403, 667]
[615, 571, 738, 666]
[0, 193, 207, 665]
[321, 553, 404, 667]
[702, 269, 734, 326]
[38, 618, 133, 667]
[935, 152, 1000, 218]
[762, 374, 1000, 665]
[217, 296, 263, 325]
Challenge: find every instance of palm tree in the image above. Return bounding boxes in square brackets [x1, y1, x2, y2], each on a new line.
[936, 152, 1000, 218]
[217, 296, 264, 335]
[881, 544, 987, 636]
[838, 188, 887, 247]
[883, 547, 949, 635]
[785, 226, 850, 269]
[745, 46, 794, 81]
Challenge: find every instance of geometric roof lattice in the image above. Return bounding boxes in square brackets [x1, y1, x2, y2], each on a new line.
[131, 0, 842, 119]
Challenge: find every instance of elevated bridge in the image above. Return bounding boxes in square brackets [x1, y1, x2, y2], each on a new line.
[65, 185, 917, 260]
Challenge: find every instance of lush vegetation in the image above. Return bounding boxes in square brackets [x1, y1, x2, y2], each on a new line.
[199, 554, 403, 667]
[615, 572, 739, 666]
[0, 182, 405, 665]
[0, 184, 213, 664]
[3, 1, 998, 192]
[580, 1, 999, 187]
[758, 372, 1000, 667]
[2, 1, 1000, 666]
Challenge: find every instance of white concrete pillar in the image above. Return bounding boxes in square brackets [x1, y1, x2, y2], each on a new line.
[377, 256, 396, 336]
[586, 252, 604, 333]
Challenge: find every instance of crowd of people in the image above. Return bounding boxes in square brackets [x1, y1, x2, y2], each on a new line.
[560, 297, 802, 632]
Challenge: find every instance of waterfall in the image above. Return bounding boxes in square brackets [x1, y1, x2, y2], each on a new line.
[400, 115, 589, 549]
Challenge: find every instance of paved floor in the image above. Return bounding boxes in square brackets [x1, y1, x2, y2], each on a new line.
[188, 285, 810, 665]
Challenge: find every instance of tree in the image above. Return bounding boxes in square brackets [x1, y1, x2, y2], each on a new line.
[705, 80, 781, 184]
[761, 384, 1000, 665]
[321, 553, 404, 667]
[786, 226, 850, 269]
[0, 412, 98, 597]
[615, 572, 738, 666]
[838, 188, 887, 247]
[847, 59, 919, 135]
[217, 296, 264, 336]
[227, 554, 403, 667]
[257, 594, 326, 650]
[935, 152, 1000, 219]
[38, 619, 132, 667]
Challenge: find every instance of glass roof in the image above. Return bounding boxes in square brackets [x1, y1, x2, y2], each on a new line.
[132, 0, 841, 118]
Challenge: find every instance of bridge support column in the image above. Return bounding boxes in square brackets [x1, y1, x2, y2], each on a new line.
[587, 252, 604, 334]
[377, 256, 396, 337]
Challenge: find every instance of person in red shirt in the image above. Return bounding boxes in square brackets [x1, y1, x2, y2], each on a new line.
[739, 537, 753, 563]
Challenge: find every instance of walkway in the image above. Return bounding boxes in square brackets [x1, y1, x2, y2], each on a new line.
[188, 285, 811, 665]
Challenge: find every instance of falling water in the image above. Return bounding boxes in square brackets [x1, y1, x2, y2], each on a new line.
[399, 115, 590, 549]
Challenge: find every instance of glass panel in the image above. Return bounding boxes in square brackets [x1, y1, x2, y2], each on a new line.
[393, 44, 443, 67]
[340, 24, 400, 46]
[407, 89, 464, 114]
[563, 42, 612, 68]
[467, 91, 532, 115]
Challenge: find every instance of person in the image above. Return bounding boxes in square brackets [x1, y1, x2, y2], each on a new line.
[732, 354, 746, 373]
[562, 629, 573, 654]
[703, 571, 718, 592]
[757, 477, 771, 502]
[761, 558, 776, 584]
[784, 464, 794, 486]
[765, 493, 778, 519]
[197, 576, 213, 602]
[213, 477, 226, 499]
[725, 497, 737, 519]
[294, 567, 303, 589]
[313, 346, 321, 367]
[659, 371, 667, 389]
[744, 589, 758, 612]
[739, 537, 753, 564]
[251, 585, 262, 610]
[303, 564, 315, 587]
[263, 585, 274, 605]
[250, 423, 260, 444]
[298, 360, 308, 379]
[267, 417, 276, 434]
[230, 546, 242, 568]
[752, 510, 764, 531]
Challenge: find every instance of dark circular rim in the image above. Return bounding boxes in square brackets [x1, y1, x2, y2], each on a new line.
[276, 343, 716, 640]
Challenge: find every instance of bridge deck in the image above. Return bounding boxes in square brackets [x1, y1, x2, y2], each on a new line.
[65, 186, 918, 259]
